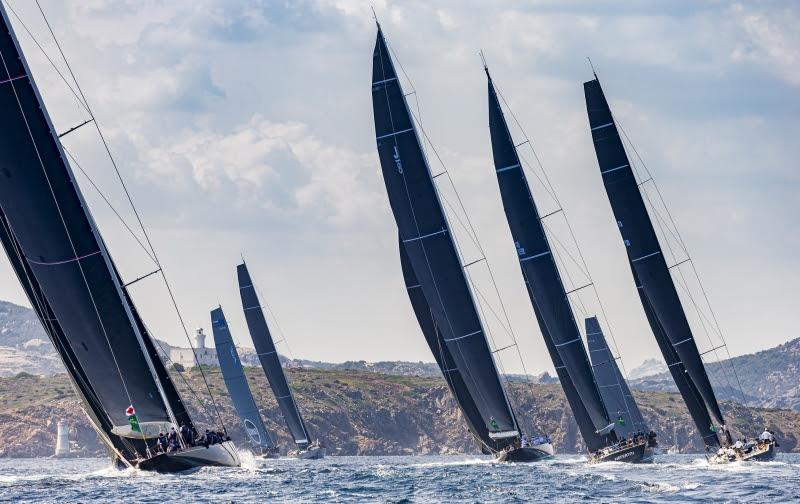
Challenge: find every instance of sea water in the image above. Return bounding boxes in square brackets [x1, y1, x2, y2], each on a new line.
[0, 453, 797, 503]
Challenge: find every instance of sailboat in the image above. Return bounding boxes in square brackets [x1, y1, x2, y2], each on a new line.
[371, 25, 553, 463]
[583, 74, 777, 463]
[210, 307, 280, 458]
[484, 64, 652, 464]
[237, 263, 325, 460]
[0, 4, 238, 472]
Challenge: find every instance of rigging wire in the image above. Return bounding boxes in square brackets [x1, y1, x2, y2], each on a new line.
[31, 0, 228, 433]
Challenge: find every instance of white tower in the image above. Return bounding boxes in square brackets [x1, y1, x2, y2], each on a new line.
[55, 421, 69, 457]
[194, 328, 206, 349]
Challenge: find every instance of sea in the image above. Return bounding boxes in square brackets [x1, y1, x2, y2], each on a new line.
[0, 453, 797, 503]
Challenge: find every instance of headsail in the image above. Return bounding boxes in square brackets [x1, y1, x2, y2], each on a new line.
[0, 3, 182, 441]
[583, 77, 726, 436]
[372, 27, 518, 444]
[484, 68, 613, 440]
[585, 316, 646, 438]
[398, 237, 492, 448]
[237, 263, 310, 447]
[210, 307, 276, 450]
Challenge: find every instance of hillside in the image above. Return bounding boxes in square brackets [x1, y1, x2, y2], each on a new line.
[1, 368, 799, 459]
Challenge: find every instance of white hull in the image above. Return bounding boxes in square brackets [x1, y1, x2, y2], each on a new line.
[289, 445, 326, 460]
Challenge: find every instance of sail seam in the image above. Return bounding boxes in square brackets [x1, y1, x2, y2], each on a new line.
[372, 76, 397, 86]
[519, 250, 550, 262]
[673, 337, 693, 346]
[601, 163, 629, 175]
[376, 127, 413, 141]
[402, 229, 447, 243]
[591, 121, 614, 131]
[631, 250, 661, 263]
[444, 329, 481, 342]
[554, 337, 581, 348]
[495, 163, 520, 173]
[26, 250, 101, 266]
[0, 73, 26, 85]
[243, 305, 262, 311]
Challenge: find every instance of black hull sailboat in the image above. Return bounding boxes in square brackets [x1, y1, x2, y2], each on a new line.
[371, 25, 552, 462]
[136, 441, 240, 473]
[590, 438, 653, 464]
[211, 307, 280, 457]
[0, 4, 238, 472]
[237, 263, 324, 460]
[583, 73, 774, 464]
[483, 63, 651, 464]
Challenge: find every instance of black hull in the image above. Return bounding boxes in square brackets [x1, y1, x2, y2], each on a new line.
[496, 446, 553, 463]
[137, 441, 240, 473]
[590, 441, 653, 464]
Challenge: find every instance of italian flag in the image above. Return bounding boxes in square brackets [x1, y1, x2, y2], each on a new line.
[126, 405, 141, 433]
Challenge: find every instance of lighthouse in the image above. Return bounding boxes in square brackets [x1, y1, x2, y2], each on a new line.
[54, 421, 69, 457]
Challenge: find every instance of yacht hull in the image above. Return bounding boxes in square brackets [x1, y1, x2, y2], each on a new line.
[137, 441, 240, 473]
[496, 443, 554, 463]
[709, 440, 776, 464]
[590, 440, 653, 464]
[290, 446, 326, 460]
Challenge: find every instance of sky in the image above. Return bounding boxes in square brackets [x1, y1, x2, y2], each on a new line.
[0, 0, 797, 375]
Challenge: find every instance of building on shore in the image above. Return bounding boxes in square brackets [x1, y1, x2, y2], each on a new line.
[54, 421, 69, 457]
[169, 328, 219, 367]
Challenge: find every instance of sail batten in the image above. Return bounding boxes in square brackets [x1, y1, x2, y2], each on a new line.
[583, 77, 725, 441]
[484, 69, 612, 446]
[372, 28, 518, 446]
[237, 263, 311, 448]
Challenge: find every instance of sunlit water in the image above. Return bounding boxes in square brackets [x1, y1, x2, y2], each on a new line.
[0, 453, 797, 503]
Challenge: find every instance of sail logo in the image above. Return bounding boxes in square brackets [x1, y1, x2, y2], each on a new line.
[244, 419, 261, 444]
[514, 241, 525, 256]
[230, 346, 238, 363]
[393, 146, 403, 174]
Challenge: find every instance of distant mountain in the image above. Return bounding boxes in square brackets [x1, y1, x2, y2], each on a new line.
[0, 301, 61, 376]
[627, 358, 667, 380]
[631, 337, 800, 411]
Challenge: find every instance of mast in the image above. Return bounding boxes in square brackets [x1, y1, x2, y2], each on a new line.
[585, 316, 647, 437]
[371, 27, 519, 448]
[237, 263, 310, 447]
[483, 66, 614, 444]
[583, 76, 726, 445]
[0, 3, 182, 445]
[210, 306, 276, 450]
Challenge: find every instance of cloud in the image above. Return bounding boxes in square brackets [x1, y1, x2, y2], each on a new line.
[730, 4, 800, 85]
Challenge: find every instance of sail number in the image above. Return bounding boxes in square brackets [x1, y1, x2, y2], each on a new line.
[393, 146, 404, 174]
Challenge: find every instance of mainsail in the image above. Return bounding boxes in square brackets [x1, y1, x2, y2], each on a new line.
[371, 27, 519, 446]
[0, 3, 184, 445]
[210, 307, 275, 450]
[585, 316, 647, 438]
[583, 76, 725, 446]
[237, 263, 310, 447]
[484, 68, 614, 446]
[398, 237, 491, 447]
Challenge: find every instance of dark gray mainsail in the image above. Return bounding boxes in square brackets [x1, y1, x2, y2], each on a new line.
[585, 316, 646, 438]
[0, 2, 188, 446]
[371, 26, 519, 447]
[484, 67, 614, 444]
[210, 307, 275, 450]
[237, 263, 310, 447]
[398, 237, 491, 447]
[583, 76, 725, 445]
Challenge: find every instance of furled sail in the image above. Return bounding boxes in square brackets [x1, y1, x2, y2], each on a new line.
[484, 68, 613, 441]
[0, 3, 181, 439]
[371, 27, 518, 443]
[398, 237, 492, 448]
[237, 263, 310, 447]
[583, 77, 726, 436]
[585, 316, 646, 438]
[210, 307, 275, 449]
